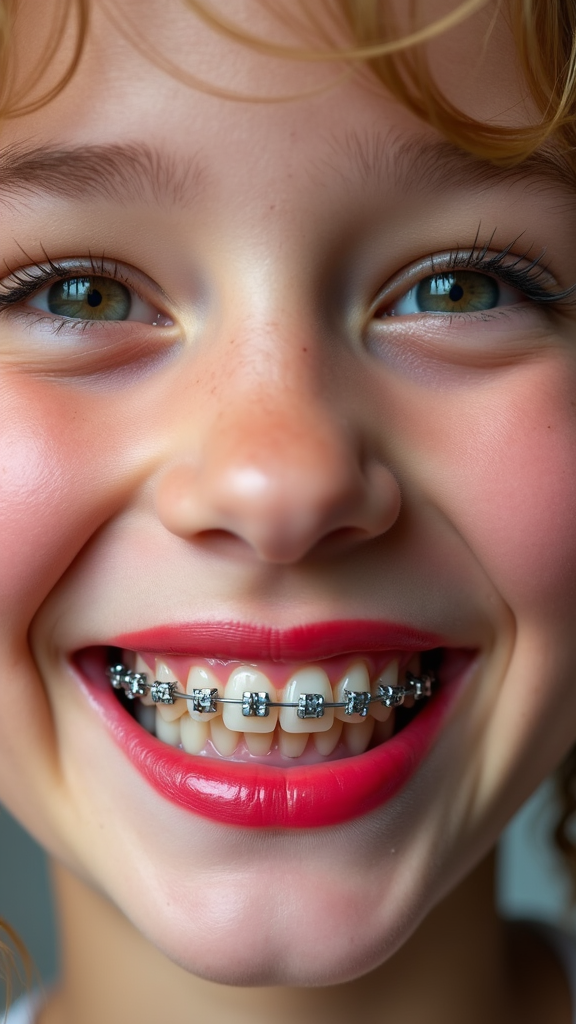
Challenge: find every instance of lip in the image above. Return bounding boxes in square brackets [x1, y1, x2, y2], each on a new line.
[112, 619, 443, 661]
[76, 620, 468, 829]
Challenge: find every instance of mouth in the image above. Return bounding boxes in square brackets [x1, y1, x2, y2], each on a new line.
[74, 621, 473, 829]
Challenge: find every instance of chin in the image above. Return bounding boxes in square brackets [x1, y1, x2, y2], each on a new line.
[97, 835, 438, 987]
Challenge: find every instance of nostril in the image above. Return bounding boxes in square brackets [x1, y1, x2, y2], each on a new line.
[314, 526, 375, 555]
[191, 528, 255, 559]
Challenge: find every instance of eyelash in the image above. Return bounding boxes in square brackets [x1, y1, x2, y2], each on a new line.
[0, 254, 149, 331]
[0, 238, 573, 333]
[442, 241, 574, 306]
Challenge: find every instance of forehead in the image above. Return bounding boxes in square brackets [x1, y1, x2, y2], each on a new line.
[6, 0, 527, 154]
[3, 0, 574, 263]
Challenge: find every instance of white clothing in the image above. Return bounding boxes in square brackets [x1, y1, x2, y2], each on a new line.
[4, 989, 43, 1024]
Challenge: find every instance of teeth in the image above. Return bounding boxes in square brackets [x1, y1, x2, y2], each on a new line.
[222, 667, 278, 733]
[333, 662, 371, 722]
[278, 730, 309, 758]
[186, 666, 223, 721]
[128, 650, 424, 759]
[343, 717, 374, 755]
[313, 718, 343, 755]
[180, 715, 209, 755]
[210, 716, 240, 756]
[279, 667, 334, 733]
[135, 655, 155, 705]
[244, 731, 274, 755]
[370, 660, 398, 721]
[155, 661, 187, 721]
[155, 709, 181, 747]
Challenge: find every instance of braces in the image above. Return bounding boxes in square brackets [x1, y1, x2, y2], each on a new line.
[107, 664, 435, 718]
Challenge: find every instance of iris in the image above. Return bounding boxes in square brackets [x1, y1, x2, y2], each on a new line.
[47, 276, 131, 320]
[416, 271, 499, 313]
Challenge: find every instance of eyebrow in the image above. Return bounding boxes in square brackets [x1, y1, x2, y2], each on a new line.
[0, 141, 207, 207]
[322, 129, 576, 209]
[0, 133, 574, 215]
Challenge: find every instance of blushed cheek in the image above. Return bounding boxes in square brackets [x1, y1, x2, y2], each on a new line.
[0, 379, 123, 641]
[430, 366, 576, 619]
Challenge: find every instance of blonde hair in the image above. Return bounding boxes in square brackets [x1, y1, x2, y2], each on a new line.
[0, 918, 31, 1014]
[1, 0, 575, 167]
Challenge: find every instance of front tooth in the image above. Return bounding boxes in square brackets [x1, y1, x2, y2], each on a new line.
[333, 662, 371, 722]
[156, 661, 187, 721]
[244, 731, 274, 755]
[343, 717, 374, 755]
[210, 716, 240, 756]
[135, 655, 155, 705]
[180, 715, 209, 755]
[370, 660, 398, 721]
[279, 667, 334, 733]
[222, 667, 278, 733]
[155, 709, 181, 747]
[314, 719, 343, 755]
[278, 731, 309, 757]
[186, 666, 223, 721]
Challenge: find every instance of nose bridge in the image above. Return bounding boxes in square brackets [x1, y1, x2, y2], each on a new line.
[199, 371, 358, 508]
[154, 317, 401, 563]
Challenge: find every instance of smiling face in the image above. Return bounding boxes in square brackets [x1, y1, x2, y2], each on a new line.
[2, 0, 576, 989]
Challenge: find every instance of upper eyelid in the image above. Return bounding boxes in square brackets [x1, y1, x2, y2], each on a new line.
[0, 256, 175, 313]
[367, 248, 568, 318]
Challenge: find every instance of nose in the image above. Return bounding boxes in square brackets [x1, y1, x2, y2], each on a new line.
[155, 372, 401, 565]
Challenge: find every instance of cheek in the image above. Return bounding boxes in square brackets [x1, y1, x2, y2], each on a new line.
[426, 365, 576, 618]
[0, 378, 127, 638]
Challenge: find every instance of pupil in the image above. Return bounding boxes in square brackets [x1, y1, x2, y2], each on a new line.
[87, 289, 103, 308]
[449, 283, 464, 302]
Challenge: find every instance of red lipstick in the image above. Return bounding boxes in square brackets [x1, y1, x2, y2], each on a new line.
[76, 621, 467, 829]
[113, 620, 442, 660]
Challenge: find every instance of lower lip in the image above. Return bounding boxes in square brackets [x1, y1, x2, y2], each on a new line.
[77, 649, 468, 829]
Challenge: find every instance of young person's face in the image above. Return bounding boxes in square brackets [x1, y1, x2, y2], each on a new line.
[1, 0, 576, 986]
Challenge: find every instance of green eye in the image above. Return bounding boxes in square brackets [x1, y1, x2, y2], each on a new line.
[46, 276, 131, 321]
[382, 268, 517, 318]
[415, 271, 499, 313]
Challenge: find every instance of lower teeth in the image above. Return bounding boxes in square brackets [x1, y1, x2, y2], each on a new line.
[137, 697, 387, 759]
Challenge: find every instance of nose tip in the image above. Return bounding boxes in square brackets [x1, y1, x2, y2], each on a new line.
[155, 410, 401, 564]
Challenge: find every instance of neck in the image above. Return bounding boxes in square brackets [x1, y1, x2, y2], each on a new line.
[39, 852, 569, 1024]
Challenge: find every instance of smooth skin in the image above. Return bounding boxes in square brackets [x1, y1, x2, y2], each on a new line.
[1, 0, 576, 1021]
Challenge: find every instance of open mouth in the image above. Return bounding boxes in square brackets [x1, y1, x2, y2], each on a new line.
[74, 622, 473, 828]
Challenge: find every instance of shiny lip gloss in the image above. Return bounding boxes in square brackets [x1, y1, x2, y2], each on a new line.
[75, 621, 470, 829]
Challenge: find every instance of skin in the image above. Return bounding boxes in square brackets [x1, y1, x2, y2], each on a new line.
[1, 0, 576, 1020]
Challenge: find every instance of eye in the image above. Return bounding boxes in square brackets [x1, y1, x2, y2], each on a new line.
[380, 270, 524, 317]
[26, 274, 171, 326]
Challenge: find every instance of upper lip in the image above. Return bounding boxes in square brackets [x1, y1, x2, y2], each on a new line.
[109, 619, 446, 660]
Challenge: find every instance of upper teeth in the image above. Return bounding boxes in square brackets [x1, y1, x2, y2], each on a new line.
[107, 660, 434, 735]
